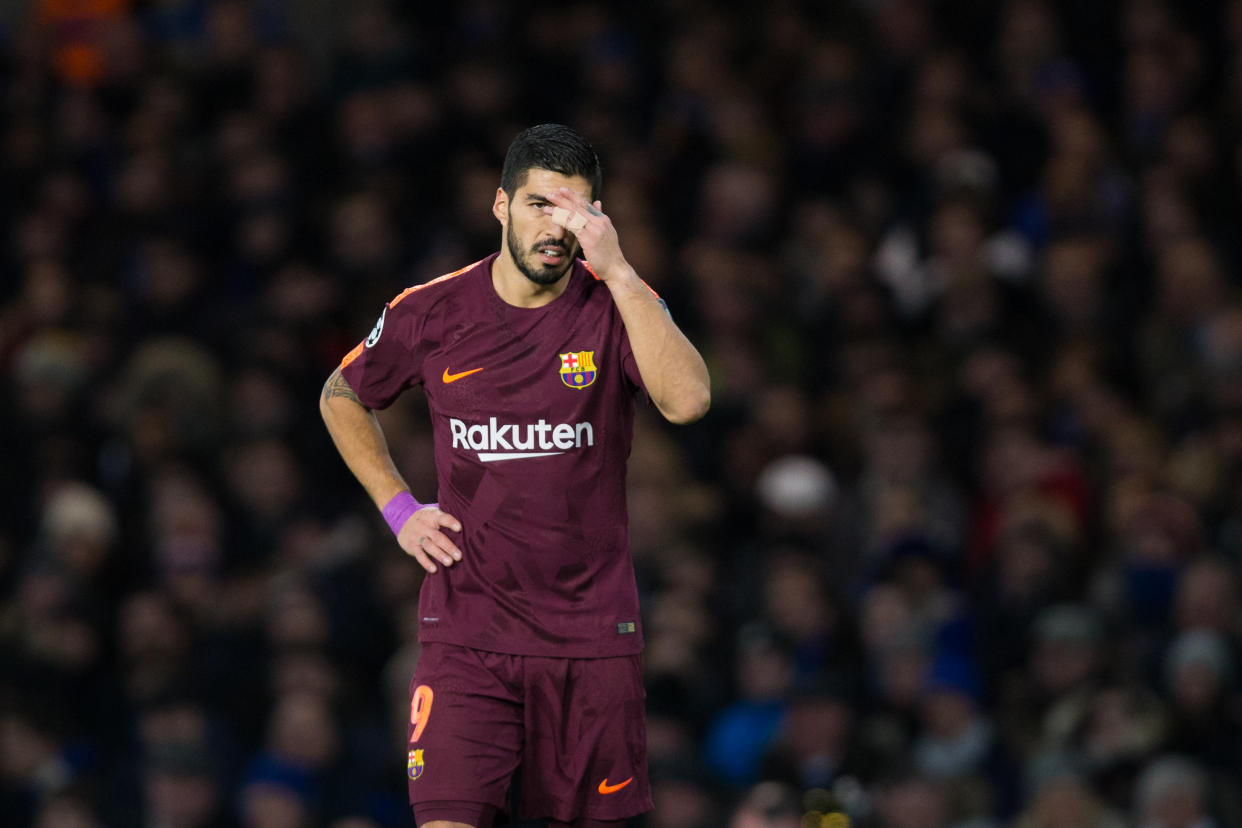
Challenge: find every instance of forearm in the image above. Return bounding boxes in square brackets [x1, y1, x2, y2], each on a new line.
[606, 269, 711, 424]
[320, 368, 410, 507]
[538, 187, 709, 422]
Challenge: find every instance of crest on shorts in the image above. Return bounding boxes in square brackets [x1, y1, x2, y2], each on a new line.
[558, 350, 597, 389]
[408, 748, 425, 780]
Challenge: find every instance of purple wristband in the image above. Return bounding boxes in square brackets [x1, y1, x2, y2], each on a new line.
[381, 491, 437, 537]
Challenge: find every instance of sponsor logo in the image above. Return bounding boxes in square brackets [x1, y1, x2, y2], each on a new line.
[449, 417, 594, 462]
[559, 350, 598, 389]
[365, 306, 386, 348]
[442, 366, 484, 383]
[408, 748, 425, 780]
[598, 777, 633, 795]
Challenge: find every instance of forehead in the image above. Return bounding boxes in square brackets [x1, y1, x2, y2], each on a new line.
[514, 168, 592, 199]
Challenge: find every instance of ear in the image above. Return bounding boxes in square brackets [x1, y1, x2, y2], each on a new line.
[492, 187, 508, 226]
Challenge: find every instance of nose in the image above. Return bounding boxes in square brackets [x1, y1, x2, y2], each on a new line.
[543, 217, 569, 240]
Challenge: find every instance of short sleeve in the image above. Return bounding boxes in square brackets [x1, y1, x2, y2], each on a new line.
[618, 289, 669, 398]
[338, 296, 427, 410]
[619, 327, 646, 395]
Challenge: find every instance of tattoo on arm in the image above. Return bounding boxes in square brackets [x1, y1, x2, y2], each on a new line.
[322, 368, 367, 407]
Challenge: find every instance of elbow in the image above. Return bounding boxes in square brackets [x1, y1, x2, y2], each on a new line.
[661, 385, 711, 425]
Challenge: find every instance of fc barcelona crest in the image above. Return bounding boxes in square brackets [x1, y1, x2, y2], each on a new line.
[408, 748, 425, 780]
[558, 351, 598, 389]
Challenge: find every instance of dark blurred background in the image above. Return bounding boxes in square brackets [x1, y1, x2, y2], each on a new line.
[4, 1, 1242, 826]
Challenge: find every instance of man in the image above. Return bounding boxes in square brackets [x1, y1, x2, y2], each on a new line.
[320, 124, 710, 828]
[1135, 755, 1219, 828]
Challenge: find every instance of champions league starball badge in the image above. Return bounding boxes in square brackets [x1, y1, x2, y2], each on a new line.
[365, 306, 387, 348]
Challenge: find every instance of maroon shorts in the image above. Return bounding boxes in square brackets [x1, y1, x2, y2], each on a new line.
[406, 642, 652, 823]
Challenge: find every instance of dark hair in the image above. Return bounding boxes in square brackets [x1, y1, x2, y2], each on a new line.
[500, 124, 602, 199]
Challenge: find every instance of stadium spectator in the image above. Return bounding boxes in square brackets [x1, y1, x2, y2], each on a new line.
[5, 0, 1242, 824]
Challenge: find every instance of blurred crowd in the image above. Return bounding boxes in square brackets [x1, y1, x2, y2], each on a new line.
[4, 0, 1242, 826]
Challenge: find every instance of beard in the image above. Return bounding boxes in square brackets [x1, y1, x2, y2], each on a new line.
[507, 222, 574, 285]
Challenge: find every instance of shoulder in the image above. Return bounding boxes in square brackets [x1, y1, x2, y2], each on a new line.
[388, 256, 492, 315]
[577, 259, 661, 306]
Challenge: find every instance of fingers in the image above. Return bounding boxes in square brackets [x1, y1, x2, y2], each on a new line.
[399, 509, 463, 573]
[545, 186, 593, 210]
[420, 528, 462, 566]
[544, 189, 625, 276]
[434, 510, 462, 533]
[409, 539, 438, 574]
[545, 188, 607, 235]
[549, 203, 589, 233]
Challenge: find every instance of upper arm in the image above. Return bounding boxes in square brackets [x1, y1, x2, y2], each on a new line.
[333, 297, 429, 410]
[321, 366, 369, 410]
[616, 295, 672, 397]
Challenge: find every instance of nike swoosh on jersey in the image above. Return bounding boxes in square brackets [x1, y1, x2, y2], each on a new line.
[598, 777, 633, 795]
[442, 366, 484, 383]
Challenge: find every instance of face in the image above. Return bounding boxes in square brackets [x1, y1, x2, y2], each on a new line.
[495, 168, 592, 285]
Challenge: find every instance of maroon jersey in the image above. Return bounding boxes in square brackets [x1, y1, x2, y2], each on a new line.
[339, 254, 647, 657]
